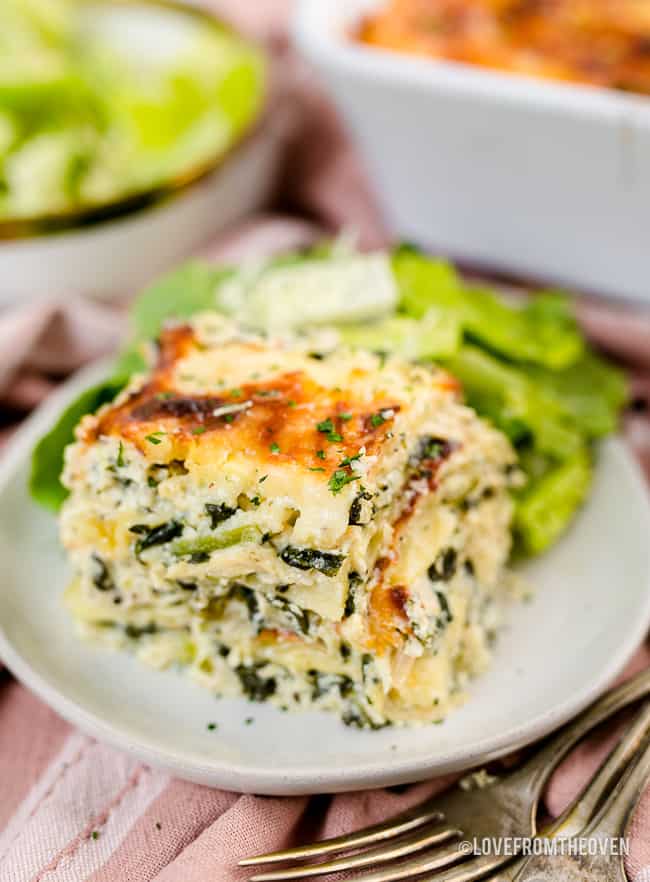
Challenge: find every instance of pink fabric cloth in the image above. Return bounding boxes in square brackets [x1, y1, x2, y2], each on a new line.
[2, 3, 650, 881]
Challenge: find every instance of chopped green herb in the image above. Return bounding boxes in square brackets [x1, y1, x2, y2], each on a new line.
[340, 412, 353, 421]
[370, 412, 387, 428]
[156, 391, 174, 400]
[288, 400, 297, 408]
[236, 664, 276, 702]
[270, 442, 280, 454]
[130, 520, 183, 553]
[177, 580, 197, 591]
[345, 571, 361, 617]
[316, 418, 343, 442]
[91, 831, 100, 841]
[349, 490, 375, 526]
[145, 432, 166, 445]
[280, 545, 345, 576]
[428, 548, 458, 582]
[124, 623, 158, 639]
[116, 441, 125, 468]
[342, 706, 389, 731]
[230, 388, 243, 398]
[207, 722, 218, 731]
[271, 595, 311, 634]
[339, 450, 363, 467]
[307, 670, 354, 700]
[329, 469, 361, 495]
[91, 554, 113, 592]
[436, 591, 453, 626]
[423, 440, 444, 459]
[309, 467, 326, 472]
[316, 449, 326, 460]
[205, 503, 237, 529]
[224, 414, 234, 423]
[245, 717, 254, 725]
[259, 474, 268, 483]
[191, 426, 206, 435]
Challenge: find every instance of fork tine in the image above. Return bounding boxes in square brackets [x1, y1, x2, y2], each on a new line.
[239, 802, 443, 866]
[247, 821, 460, 881]
[249, 839, 470, 882]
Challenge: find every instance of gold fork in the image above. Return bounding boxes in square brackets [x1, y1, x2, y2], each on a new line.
[386, 699, 650, 882]
[240, 667, 650, 882]
[503, 730, 650, 882]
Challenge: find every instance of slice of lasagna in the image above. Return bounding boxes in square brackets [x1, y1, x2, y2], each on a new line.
[61, 313, 518, 727]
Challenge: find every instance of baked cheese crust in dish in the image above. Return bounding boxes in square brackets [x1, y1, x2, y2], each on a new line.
[61, 314, 518, 728]
[358, 0, 650, 95]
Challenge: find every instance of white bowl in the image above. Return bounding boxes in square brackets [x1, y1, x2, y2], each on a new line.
[294, 0, 650, 305]
[0, 2, 282, 305]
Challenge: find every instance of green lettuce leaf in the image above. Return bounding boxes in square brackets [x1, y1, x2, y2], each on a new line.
[29, 373, 129, 511]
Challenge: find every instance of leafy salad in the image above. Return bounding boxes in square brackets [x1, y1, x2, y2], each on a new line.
[0, 0, 264, 219]
[30, 244, 627, 556]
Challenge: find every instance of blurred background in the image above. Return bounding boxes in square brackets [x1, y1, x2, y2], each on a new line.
[0, 0, 648, 467]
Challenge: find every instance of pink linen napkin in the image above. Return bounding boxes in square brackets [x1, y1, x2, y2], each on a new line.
[2, 3, 650, 881]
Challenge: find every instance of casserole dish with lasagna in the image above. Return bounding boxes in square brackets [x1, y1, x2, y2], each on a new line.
[60, 313, 518, 727]
[294, 0, 650, 305]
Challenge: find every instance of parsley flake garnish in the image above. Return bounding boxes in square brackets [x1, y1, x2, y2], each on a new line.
[230, 388, 243, 398]
[370, 410, 393, 428]
[270, 442, 280, 454]
[329, 469, 361, 494]
[191, 426, 206, 435]
[309, 467, 326, 472]
[288, 400, 297, 408]
[316, 449, 326, 460]
[207, 722, 218, 731]
[339, 451, 363, 468]
[91, 831, 100, 841]
[259, 474, 269, 483]
[340, 412, 353, 421]
[145, 432, 166, 445]
[116, 441, 125, 467]
[317, 418, 343, 442]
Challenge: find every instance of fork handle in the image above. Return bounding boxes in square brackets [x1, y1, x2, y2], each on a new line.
[513, 666, 650, 796]
[587, 733, 650, 840]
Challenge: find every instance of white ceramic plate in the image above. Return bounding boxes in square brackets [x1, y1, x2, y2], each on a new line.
[1, 363, 649, 795]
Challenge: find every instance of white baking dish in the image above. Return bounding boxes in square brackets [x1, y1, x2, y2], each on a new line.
[0, 1, 283, 305]
[294, 0, 650, 304]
